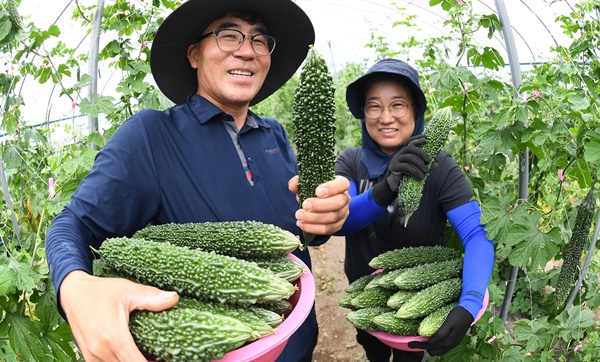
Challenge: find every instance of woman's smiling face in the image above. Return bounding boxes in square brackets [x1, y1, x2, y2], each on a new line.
[363, 79, 416, 155]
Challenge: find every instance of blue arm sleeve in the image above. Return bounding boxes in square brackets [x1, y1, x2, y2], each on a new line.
[334, 181, 387, 236]
[447, 200, 495, 318]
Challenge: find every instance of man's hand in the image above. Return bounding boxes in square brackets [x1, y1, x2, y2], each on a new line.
[289, 175, 350, 236]
[60, 270, 179, 361]
[407, 306, 474, 356]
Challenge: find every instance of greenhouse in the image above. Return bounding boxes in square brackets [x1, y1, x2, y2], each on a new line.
[0, 0, 598, 361]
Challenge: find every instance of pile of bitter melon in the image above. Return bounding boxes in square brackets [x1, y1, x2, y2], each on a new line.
[95, 220, 306, 362]
[339, 246, 464, 337]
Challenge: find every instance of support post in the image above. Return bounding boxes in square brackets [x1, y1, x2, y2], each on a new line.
[494, 0, 530, 324]
[88, 0, 105, 149]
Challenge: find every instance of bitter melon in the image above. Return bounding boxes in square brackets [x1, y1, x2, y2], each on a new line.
[345, 273, 377, 293]
[418, 302, 457, 337]
[293, 45, 337, 245]
[130, 307, 253, 362]
[133, 221, 302, 259]
[369, 245, 462, 270]
[387, 289, 419, 309]
[393, 258, 463, 290]
[369, 268, 406, 290]
[350, 286, 396, 309]
[252, 256, 306, 282]
[396, 278, 462, 319]
[94, 256, 278, 336]
[397, 106, 453, 226]
[372, 312, 421, 336]
[248, 304, 286, 327]
[175, 297, 273, 339]
[364, 270, 390, 290]
[99, 237, 296, 305]
[6, 0, 23, 30]
[554, 187, 596, 309]
[255, 298, 293, 317]
[346, 306, 393, 332]
[338, 292, 359, 309]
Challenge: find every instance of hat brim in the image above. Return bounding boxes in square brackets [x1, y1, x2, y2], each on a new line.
[346, 60, 427, 121]
[150, 0, 315, 106]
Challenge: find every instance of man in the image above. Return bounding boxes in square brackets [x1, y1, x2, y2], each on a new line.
[45, 1, 350, 361]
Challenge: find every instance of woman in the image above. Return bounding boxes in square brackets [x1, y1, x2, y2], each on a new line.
[335, 58, 494, 361]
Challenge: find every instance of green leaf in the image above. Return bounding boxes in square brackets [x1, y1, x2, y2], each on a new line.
[38, 66, 53, 84]
[501, 347, 527, 361]
[0, 264, 13, 295]
[468, 46, 504, 70]
[0, 344, 19, 362]
[567, 93, 590, 111]
[555, 305, 596, 341]
[513, 317, 552, 352]
[71, 74, 93, 91]
[481, 195, 518, 242]
[8, 251, 41, 293]
[474, 153, 506, 182]
[539, 350, 555, 361]
[478, 14, 501, 39]
[30, 279, 62, 330]
[0, 17, 12, 41]
[515, 102, 529, 124]
[506, 213, 561, 269]
[40, 322, 77, 362]
[79, 94, 117, 117]
[6, 313, 47, 361]
[87, 132, 106, 148]
[584, 135, 600, 164]
[47, 24, 61, 37]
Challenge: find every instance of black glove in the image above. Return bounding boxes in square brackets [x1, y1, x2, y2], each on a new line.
[407, 306, 474, 356]
[371, 134, 430, 206]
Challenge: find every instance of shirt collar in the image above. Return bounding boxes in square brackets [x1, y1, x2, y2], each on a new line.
[186, 94, 271, 129]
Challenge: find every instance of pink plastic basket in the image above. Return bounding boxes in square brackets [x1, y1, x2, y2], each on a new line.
[368, 288, 489, 351]
[213, 253, 315, 362]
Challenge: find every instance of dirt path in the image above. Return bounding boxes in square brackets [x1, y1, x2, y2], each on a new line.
[309, 236, 368, 362]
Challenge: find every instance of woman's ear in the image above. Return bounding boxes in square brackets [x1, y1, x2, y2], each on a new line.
[187, 43, 199, 69]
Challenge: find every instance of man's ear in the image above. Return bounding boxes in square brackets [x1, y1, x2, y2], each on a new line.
[187, 43, 199, 69]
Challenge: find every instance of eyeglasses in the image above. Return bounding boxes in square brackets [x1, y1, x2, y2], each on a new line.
[363, 101, 414, 119]
[196, 28, 277, 56]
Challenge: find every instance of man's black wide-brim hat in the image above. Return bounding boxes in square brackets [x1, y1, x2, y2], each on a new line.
[150, 0, 315, 106]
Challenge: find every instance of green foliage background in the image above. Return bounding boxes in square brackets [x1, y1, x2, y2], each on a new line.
[0, 0, 599, 360]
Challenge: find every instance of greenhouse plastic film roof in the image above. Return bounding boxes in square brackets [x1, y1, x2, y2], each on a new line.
[13, 0, 595, 123]
[297, 0, 581, 69]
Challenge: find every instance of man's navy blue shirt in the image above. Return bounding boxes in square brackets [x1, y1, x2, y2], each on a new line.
[46, 94, 318, 361]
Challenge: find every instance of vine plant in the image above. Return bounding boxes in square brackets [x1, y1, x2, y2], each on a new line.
[0, 0, 599, 361]
[377, 1, 600, 360]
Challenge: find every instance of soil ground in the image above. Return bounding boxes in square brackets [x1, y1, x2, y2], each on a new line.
[310, 236, 369, 362]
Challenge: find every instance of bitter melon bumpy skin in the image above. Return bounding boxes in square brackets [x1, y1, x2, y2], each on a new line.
[397, 106, 453, 226]
[554, 187, 596, 309]
[293, 46, 336, 245]
[130, 308, 253, 362]
[99, 237, 296, 305]
[133, 220, 302, 258]
[368, 245, 462, 270]
[396, 278, 462, 319]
